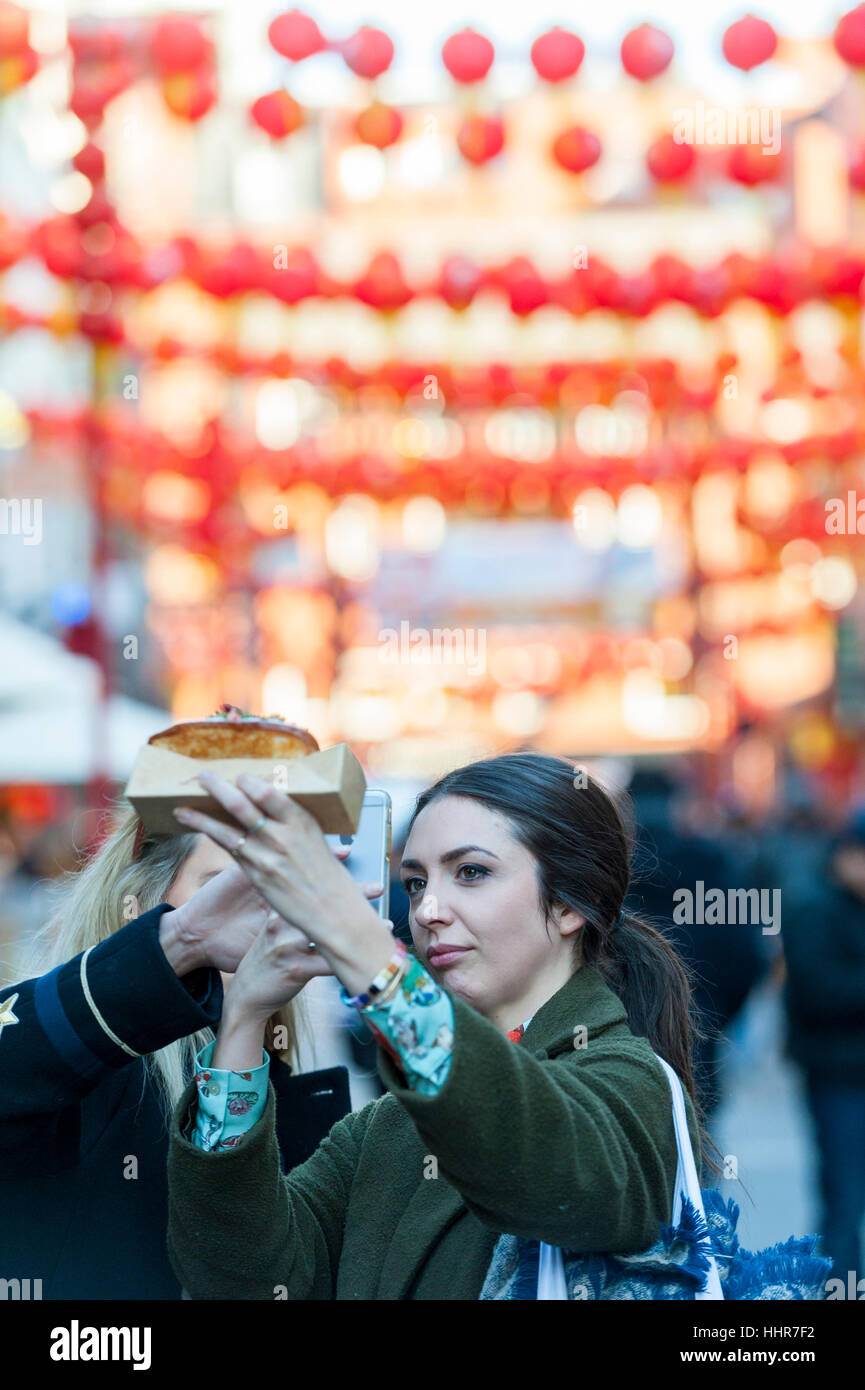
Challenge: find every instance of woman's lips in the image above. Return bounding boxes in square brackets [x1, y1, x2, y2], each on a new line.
[427, 946, 472, 968]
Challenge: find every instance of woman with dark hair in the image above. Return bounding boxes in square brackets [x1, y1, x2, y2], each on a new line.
[165, 751, 720, 1300]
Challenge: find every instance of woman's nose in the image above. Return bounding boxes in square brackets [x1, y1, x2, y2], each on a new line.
[417, 891, 444, 925]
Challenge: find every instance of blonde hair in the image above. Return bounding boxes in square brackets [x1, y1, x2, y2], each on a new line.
[24, 799, 306, 1125]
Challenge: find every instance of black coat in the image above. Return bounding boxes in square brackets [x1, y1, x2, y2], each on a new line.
[0, 905, 351, 1299]
[781, 872, 865, 1084]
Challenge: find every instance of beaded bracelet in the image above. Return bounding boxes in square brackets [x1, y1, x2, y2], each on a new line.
[360, 953, 409, 1009]
[339, 939, 408, 1009]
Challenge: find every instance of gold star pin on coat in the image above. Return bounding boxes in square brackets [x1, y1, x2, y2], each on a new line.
[0, 992, 20, 1039]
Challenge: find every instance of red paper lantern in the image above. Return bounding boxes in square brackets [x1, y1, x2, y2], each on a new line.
[850, 142, 865, 190]
[442, 27, 494, 84]
[457, 113, 504, 165]
[722, 15, 778, 71]
[727, 141, 783, 185]
[69, 78, 106, 124]
[686, 266, 731, 317]
[580, 258, 617, 310]
[630, 273, 666, 317]
[4, 784, 60, 824]
[265, 246, 320, 304]
[0, 3, 28, 57]
[342, 26, 394, 79]
[0, 213, 24, 271]
[438, 255, 483, 310]
[268, 9, 326, 62]
[251, 90, 304, 139]
[69, 60, 136, 124]
[620, 24, 674, 81]
[161, 70, 217, 122]
[497, 258, 548, 315]
[32, 217, 81, 278]
[647, 133, 696, 182]
[78, 310, 124, 343]
[355, 101, 403, 148]
[748, 255, 796, 313]
[199, 241, 263, 299]
[552, 125, 601, 174]
[834, 5, 865, 66]
[150, 16, 209, 75]
[67, 26, 126, 63]
[72, 142, 106, 182]
[354, 253, 412, 310]
[0, 41, 35, 94]
[74, 185, 114, 227]
[530, 27, 585, 83]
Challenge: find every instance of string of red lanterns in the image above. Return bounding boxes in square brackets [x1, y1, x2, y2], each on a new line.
[21, 403, 864, 532]
[48, 9, 865, 160]
[15, 213, 865, 321]
[0, 295, 739, 405]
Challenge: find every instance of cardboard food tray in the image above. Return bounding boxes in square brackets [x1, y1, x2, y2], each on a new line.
[125, 742, 367, 836]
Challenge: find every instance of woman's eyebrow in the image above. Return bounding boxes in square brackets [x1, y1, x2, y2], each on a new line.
[401, 845, 500, 871]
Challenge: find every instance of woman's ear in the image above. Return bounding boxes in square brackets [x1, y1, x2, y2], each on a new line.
[550, 903, 585, 938]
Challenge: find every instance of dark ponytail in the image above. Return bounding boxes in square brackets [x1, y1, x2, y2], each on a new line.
[409, 751, 723, 1179]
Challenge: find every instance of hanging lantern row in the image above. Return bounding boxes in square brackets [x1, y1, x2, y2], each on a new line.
[252, 13, 758, 152]
[242, 101, 791, 175]
[0, 291, 740, 407]
[6, 7, 865, 137]
[49, 9, 865, 161]
[264, 4, 865, 79]
[19, 405, 864, 544]
[58, 24, 790, 177]
[17, 210, 865, 320]
[261, 11, 785, 85]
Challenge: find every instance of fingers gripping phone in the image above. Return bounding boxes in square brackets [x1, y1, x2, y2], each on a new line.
[326, 789, 392, 921]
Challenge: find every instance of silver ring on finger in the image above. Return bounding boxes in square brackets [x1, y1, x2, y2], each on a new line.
[232, 833, 249, 858]
[249, 814, 267, 836]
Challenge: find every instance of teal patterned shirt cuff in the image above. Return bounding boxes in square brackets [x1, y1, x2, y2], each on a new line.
[190, 1038, 270, 1151]
[190, 956, 455, 1151]
[352, 956, 455, 1095]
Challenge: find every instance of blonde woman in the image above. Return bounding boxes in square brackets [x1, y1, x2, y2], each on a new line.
[0, 800, 378, 1300]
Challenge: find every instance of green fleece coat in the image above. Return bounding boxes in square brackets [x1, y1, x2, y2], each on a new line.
[167, 963, 702, 1300]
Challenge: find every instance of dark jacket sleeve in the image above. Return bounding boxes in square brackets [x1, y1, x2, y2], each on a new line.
[167, 1080, 372, 1300]
[0, 904, 223, 1159]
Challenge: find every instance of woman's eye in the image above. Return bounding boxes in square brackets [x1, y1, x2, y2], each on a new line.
[404, 877, 425, 896]
[458, 864, 489, 882]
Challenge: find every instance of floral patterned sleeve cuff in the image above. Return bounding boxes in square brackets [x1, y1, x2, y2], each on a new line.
[190, 1038, 270, 1152]
[344, 956, 455, 1096]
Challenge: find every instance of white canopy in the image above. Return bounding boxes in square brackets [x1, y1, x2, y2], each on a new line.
[0, 615, 170, 783]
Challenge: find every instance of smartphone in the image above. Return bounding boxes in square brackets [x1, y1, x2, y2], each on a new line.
[326, 789, 392, 921]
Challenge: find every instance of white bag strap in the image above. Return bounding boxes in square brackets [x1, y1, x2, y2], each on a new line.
[653, 1053, 724, 1300]
[536, 1239, 569, 1300]
[535, 1055, 724, 1300]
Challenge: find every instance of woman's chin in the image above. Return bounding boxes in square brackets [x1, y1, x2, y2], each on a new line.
[439, 967, 478, 1006]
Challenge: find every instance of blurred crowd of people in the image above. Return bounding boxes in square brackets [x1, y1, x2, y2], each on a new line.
[622, 759, 865, 1284]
